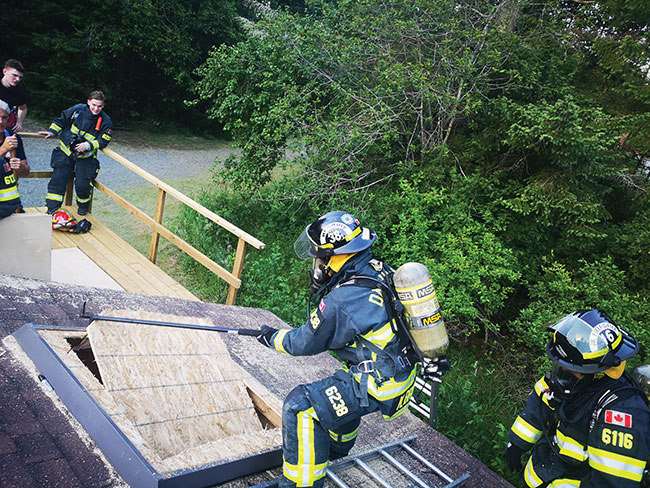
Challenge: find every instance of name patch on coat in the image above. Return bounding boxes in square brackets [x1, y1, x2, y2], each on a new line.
[605, 410, 632, 428]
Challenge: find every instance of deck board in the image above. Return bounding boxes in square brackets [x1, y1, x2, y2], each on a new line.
[25, 207, 198, 301]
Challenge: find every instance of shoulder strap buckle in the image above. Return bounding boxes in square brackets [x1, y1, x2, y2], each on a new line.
[355, 360, 375, 374]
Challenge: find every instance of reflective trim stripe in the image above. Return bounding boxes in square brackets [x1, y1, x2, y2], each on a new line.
[76, 195, 91, 204]
[534, 377, 555, 409]
[0, 186, 19, 201]
[584, 333, 621, 359]
[382, 400, 411, 421]
[354, 366, 416, 401]
[548, 478, 580, 488]
[587, 445, 645, 481]
[58, 140, 72, 155]
[512, 416, 542, 444]
[274, 329, 290, 354]
[329, 425, 359, 443]
[46, 193, 64, 202]
[524, 455, 544, 487]
[359, 321, 395, 350]
[89, 138, 100, 151]
[101, 133, 111, 141]
[49, 123, 61, 133]
[555, 429, 587, 461]
[283, 407, 328, 486]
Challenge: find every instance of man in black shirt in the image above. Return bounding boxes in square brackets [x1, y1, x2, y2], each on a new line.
[0, 60, 28, 132]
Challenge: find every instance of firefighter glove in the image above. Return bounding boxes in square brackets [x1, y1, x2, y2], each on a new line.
[504, 442, 525, 473]
[257, 325, 277, 348]
[75, 141, 91, 153]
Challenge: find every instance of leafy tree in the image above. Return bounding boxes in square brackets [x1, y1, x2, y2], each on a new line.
[2, 0, 243, 126]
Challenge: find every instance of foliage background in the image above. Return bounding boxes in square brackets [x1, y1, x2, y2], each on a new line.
[5, 1, 650, 486]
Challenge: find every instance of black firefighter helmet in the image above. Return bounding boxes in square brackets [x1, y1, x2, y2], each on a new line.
[546, 309, 639, 374]
[294, 211, 377, 295]
[294, 210, 377, 260]
[545, 309, 639, 401]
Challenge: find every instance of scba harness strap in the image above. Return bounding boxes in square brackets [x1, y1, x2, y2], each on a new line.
[338, 269, 419, 407]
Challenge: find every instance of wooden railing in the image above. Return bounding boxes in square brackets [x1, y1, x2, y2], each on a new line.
[19, 132, 265, 305]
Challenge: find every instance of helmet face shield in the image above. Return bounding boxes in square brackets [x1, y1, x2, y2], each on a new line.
[294, 228, 316, 260]
[550, 314, 621, 361]
[546, 309, 639, 374]
[294, 211, 377, 260]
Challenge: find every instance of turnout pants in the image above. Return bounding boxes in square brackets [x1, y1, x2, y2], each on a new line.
[280, 371, 380, 488]
[45, 148, 99, 213]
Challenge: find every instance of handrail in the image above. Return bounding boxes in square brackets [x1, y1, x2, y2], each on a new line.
[18, 131, 264, 304]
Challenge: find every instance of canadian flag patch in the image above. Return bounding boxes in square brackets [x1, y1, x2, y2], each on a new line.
[319, 299, 326, 313]
[605, 410, 632, 428]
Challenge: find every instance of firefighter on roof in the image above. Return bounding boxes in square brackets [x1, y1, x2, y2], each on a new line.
[39, 90, 112, 216]
[256, 210, 417, 488]
[504, 309, 650, 487]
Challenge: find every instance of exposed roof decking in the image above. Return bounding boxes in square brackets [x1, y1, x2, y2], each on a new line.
[24, 206, 198, 301]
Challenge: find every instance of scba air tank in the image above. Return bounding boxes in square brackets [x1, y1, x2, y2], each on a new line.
[393, 262, 449, 359]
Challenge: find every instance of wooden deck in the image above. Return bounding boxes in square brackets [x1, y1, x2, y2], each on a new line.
[25, 206, 199, 301]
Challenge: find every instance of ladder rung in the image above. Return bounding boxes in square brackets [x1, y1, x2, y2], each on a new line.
[354, 458, 394, 488]
[379, 449, 431, 488]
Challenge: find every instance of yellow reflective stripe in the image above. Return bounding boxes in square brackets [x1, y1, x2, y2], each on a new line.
[0, 186, 19, 201]
[329, 425, 359, 443]
[555, 429, 587, 461]
[359, 322, 395, 349]
[101, 133, 111, 141]
[78, 151, 96, 159]
[548, 478, 580, 488]
[356, 367, 416, 401]
[524, 456, 544, 487]
[282, 407, 328, 486]
[46, 193, 64, 202]
[58, 140, 72, 155]
[512, 416, 542, 444]
[534, 377, 550, 396]
[584, 334, 622, 359]
[587, 445, 645, 481]
[89, 138, 100, 151]
[76, 195, 91, 204]
[344, 226, 361, 242]
[70, 124, 80, 135]
[382, 401, 410, 421]
[273, 329, 290, 354]
[49, 123, 61, 133]
[534, 377, 555, 409]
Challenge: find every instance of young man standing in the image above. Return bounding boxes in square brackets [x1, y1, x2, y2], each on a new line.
[0, 59, 28, 133]
[39, 90, 113, 216]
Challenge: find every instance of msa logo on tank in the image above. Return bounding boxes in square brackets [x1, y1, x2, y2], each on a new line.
[325, 385, 348, 417]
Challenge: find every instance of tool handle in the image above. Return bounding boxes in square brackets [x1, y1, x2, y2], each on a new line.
[238, 328, 262, 337]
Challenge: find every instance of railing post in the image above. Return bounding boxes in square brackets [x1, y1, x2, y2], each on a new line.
[149, 188, 166, 263]
[64, 174, 74, 206]
[226, 237, 247, 305]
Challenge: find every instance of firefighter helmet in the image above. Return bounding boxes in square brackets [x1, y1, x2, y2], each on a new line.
[294, 211, 377, 260]
[546, 309, 638, 374]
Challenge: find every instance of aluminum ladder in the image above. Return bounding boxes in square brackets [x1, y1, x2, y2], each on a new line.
[250, 435, 470, 488]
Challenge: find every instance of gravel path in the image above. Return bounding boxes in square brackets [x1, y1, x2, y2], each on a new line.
[16, 120, 236, 208]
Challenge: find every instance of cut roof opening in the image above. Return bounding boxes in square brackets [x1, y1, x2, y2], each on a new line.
[66, 336, 103, 384]
[16, 311, 284, 487]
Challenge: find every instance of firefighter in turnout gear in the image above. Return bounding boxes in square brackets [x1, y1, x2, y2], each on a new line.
[39, 90, 112, 216]
[0, 100, 29, 219]
[256, 211, 417, 488]
[505, 309, 650, 487]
